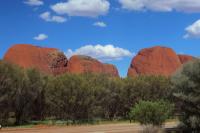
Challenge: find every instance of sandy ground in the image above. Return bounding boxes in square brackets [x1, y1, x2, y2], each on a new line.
[0, 122, 178, 133]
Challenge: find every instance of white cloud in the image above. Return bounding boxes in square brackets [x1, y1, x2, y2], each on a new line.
[34, 34, 48, 41]
[119, 0, 200, 13]
[66, 44, 133, 61]
[24, 0, 43, 6]
[40, 12, 67, 23]
[51, 0, 110, 17]
[184, 19, 200, 39]
[93, 21, 107, 27]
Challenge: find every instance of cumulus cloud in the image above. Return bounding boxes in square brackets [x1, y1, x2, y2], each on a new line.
[119, 0, 200, 13]
[66, 44, 133, 61]
[51, 0, 110, 17]
[24, 0, 43, 6]
[93, 21, 107, 27]
[40, 12, 67, 23]
[184, 19, 200, 39]
[34, 34, 48, 41]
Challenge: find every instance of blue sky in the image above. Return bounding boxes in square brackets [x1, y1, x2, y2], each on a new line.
[1, 0, 200, 77]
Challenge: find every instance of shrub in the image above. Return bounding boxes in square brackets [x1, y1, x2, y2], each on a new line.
[129, 100, 173, 126]
[172, 59, 200, 132]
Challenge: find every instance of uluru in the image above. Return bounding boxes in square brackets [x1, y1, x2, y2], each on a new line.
[128, 46, 194, 77]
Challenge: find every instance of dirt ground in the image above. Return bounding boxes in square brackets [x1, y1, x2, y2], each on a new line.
[0, 122, 178, 133]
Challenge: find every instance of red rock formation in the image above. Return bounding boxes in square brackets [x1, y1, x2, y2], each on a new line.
[127, 67, 138, 77]
[128, 46, 193, 77]
[178, 54, 194, 64]
[3, 44, 68, 75]
[67, 55, 119, 77]
[103, 64, 119, 77]
[3, 44, 119, 77]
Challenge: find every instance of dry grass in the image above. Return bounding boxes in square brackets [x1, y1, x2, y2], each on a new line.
[141, 125, 165, 133]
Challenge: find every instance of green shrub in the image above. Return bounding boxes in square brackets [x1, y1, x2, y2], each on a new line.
[129, 100, 173, 126]
[172, 59, 200, 132]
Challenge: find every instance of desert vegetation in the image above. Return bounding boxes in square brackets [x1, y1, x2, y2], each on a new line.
[172, 59, 200, 132]
[0, 59, 200, 132]
[129, 100, 174, 126]
[0, 60, 173, 126]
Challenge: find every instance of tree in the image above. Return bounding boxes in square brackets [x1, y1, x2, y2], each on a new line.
[101, 77, 124, 119]
[45, 73, 101, 121]
[122, 76, 172, 118]
[0, 61, 19, 125]
[0, 60, 47, 125]
[13, 68, 46, 124]
[129, 100, 173, 126]
[25, 68, 47, 120]
[172, 59, 200, 132]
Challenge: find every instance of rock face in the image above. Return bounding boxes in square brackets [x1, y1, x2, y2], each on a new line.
[67, 55, 119, 77]
[103, 64, 119, 77]
[178, 54, 194, 64]
[127, 67, 138, 77]
[128, 46, 194, 77]
[3, 44, 119, 77]
[3, 44, 68, 75]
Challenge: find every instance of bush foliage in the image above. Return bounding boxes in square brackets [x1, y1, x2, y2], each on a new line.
[172, 59, 200, 132]
[0, 60, 173, 126]
[129, 100, 173, 126]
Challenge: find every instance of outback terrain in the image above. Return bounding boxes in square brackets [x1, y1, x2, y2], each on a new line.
[1, 122, 178, 133]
